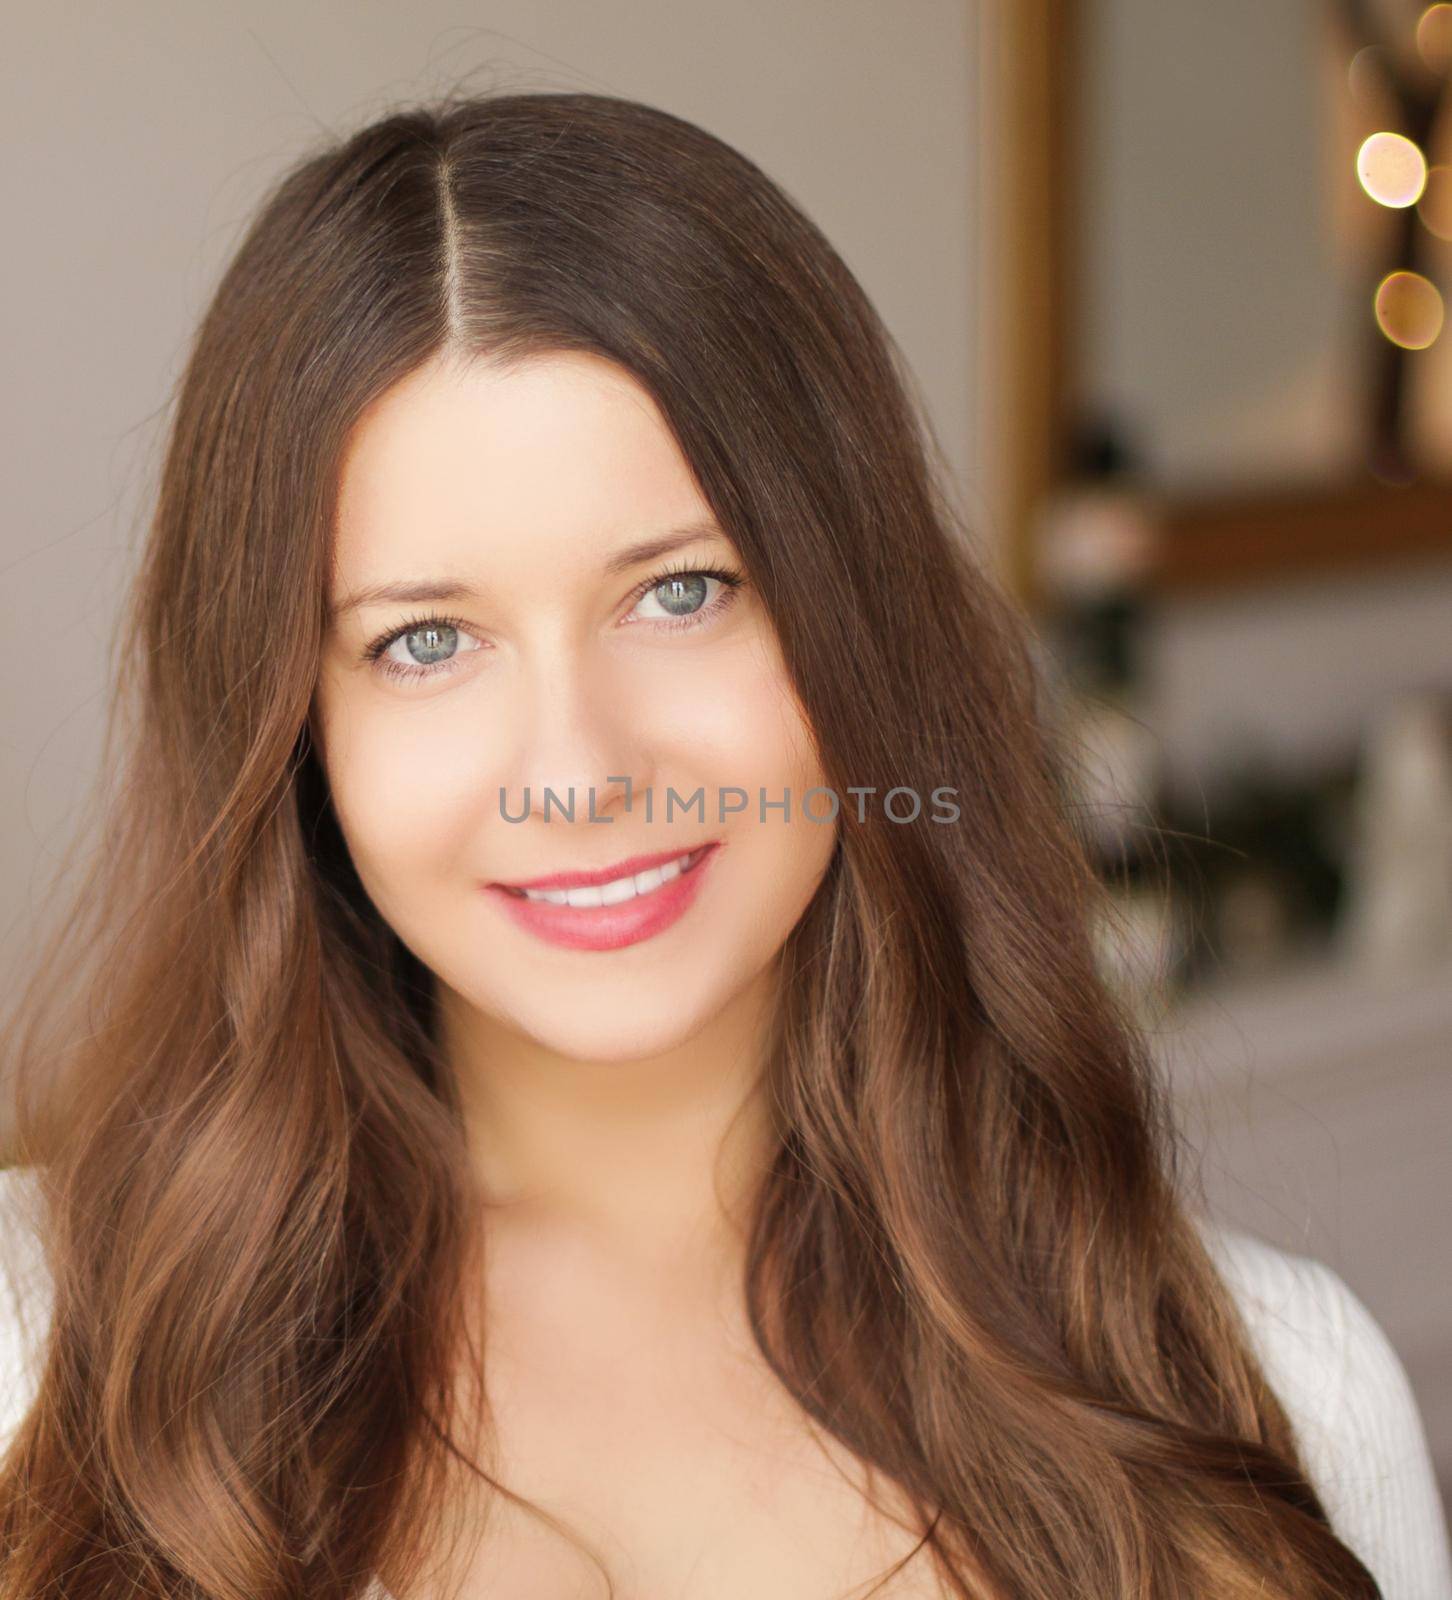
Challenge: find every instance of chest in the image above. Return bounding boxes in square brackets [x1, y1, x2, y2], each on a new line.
[423, 1284, 960, 1600]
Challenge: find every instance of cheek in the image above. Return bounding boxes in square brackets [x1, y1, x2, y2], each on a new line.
[313, 681, 493, 890]
[652, 627, 826, 798]
[670, 639, 835, 910]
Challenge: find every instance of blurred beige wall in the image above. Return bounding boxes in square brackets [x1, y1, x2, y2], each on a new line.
[0, 2, 990, 1029]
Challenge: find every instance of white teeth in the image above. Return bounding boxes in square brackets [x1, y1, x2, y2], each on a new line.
[520, 848, 701, 906]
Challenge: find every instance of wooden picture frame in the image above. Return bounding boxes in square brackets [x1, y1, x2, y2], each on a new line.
[994, 0, 1452, 610]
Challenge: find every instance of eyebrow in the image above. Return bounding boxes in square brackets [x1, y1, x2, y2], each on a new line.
[327, 520, 730, 623]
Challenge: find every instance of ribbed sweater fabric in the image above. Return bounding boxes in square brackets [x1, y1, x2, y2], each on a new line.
[0, 1165, 1447, 1597]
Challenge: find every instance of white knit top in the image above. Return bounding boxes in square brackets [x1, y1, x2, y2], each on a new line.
[0, 1165, 1447, 1598]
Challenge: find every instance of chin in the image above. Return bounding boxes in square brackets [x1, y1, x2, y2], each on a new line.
[534, 1019, 704, 1066]
[470, 981, 727, 1067]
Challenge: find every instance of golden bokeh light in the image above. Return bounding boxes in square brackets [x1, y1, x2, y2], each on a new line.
[1357, 132, 1429, 208]
[1418, 165, 1452, 239]
[1374, 270, 1445, 349]
[1416, 4, 1452, 73]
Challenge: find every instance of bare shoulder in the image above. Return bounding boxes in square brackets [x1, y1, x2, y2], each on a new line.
[1194, 1212, 1452, 1599]
[0, 1163, 53, 1451]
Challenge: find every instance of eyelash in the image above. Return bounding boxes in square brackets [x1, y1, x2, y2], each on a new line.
[361, 560, 748, 684]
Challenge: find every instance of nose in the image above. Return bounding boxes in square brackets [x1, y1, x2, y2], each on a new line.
[496, 643, 651, 829]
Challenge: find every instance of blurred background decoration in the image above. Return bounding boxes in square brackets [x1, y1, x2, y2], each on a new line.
[989, 0, 1452, 1507]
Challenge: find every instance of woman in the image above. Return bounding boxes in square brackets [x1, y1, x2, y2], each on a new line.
[0, 90, 1447, 1600]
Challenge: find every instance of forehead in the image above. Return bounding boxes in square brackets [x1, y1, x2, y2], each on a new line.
[330, 349, 711, 587]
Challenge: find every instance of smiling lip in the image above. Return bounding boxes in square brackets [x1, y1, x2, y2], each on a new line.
[483, 842, 721, 952]
[491, 843, 718, 892]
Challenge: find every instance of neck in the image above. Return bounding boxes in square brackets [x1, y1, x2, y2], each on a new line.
[437, 963, 783, 1275]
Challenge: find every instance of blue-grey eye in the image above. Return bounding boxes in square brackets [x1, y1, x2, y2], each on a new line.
[368, 617, 485, 681]
[651, 575, 709, 616]
[401, 623, 457, 665]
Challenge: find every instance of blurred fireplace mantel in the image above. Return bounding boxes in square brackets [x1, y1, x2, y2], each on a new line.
[1148, 475, 1452, 596]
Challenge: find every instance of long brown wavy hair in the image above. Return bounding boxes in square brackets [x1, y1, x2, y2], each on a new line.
[0, 89, 1382, 1599]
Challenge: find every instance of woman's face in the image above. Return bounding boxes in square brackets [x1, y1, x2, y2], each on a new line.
[313, 350, 838, 1064]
